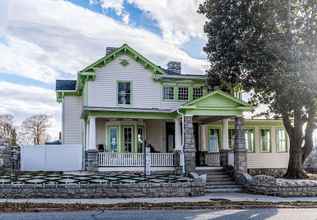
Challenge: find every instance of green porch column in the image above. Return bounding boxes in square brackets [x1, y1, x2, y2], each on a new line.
[183, 115, 196, 175]
[234, 117, 247, 173]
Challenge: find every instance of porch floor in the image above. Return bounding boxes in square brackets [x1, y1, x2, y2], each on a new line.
[0, 172, 193, 185]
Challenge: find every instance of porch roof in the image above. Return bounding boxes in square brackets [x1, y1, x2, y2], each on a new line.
[179, 90, 252, 117]
[82, 106, 177, 120]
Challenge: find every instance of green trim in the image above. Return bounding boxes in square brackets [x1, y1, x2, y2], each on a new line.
[116, 80, 133, 106]
[80, 44, 165, 75]
[183, 90, 250, 108]
[85, 110, 177, 120]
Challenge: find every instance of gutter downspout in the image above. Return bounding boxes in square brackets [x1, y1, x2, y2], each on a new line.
[177, 110, 185, 175]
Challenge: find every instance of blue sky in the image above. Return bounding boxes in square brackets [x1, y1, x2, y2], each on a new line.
[0, 0, 207, 137]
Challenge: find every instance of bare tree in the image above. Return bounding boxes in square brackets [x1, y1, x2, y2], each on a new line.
[20, 114, 51, 145]
[0, 114, 17, 146]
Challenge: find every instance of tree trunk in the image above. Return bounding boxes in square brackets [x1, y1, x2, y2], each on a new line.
[283, 111, 308, 179]
[284, 138, 307, 179]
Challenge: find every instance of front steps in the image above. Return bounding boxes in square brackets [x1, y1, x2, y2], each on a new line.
[196, 167, 243, 193]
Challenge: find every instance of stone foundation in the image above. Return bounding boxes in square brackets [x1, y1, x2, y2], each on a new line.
[0, 145, 20, 172]
[238, 173, 317, 197]
[248, 168, 287, 178]
[0, 181, 205, 198]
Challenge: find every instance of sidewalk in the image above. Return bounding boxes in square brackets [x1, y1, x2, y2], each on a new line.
[1, 193, 317, 205]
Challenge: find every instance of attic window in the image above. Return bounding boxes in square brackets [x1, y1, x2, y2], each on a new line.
[193, 87, 203, 99]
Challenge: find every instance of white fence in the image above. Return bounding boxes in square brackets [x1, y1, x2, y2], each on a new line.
[21, 145, 83, 171]
[98, 152, 175, 167]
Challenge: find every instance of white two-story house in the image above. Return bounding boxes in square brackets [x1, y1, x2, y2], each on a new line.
[56, 44, 290, 175]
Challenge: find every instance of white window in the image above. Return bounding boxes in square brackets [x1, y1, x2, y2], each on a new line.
[118, 82, 131, 105]
[163, 87, 174, 100]
[245, 129, 255, 152]
[178, 87, 188, 100]
[276, 128, 287, 152]
[193, 87, 203, 99]
[260, 129, 271, 152]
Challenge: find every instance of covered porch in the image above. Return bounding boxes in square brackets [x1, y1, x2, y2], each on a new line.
[83, 109, 179, 172]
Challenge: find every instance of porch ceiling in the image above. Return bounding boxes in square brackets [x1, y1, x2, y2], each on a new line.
[179, 90, 252, 117]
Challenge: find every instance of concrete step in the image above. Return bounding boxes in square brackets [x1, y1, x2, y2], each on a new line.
[206, 187, 243, 193]
[206, 184, 239, 189]
[206, 181, 236, 185]
[207, 177, 233, 181]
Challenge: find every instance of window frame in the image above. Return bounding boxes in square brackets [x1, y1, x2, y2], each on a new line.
[193, 87, 204, 100]
[117, 81, 132, 105]
[178, 87, 189, 101]
[163, 86, 175, 101]
[245, 128, 256, 153]
[260, 128, 272, 153]
[276, 128, 288, 153]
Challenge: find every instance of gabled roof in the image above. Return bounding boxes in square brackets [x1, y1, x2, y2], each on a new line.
[180, 90, 252, 117]
[56, 80, 76, 91]
[79, 43, 165, 75]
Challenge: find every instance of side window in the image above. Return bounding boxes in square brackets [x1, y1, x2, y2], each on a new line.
[260, 129, 271, 152]
[245, 129, 255, 152]
[276, 128, 287, 152]
[193, 87, 203, 99]
[178, 87, 189, 100]
[117, 82, 131, 105]
[163, 86, 174, 100]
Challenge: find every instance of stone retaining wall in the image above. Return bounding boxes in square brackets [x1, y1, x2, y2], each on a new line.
[0, 181, 205, 199]
[238, 173, 317, 197]
[248, 168, 287, 177]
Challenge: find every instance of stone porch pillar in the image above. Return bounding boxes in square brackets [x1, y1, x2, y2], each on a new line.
[183, 116, 196, 175]
[86, 116, 98, 171]
[234, 117, 247, 173]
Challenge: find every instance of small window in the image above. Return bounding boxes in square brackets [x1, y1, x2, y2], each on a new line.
[276, 128, 287, 152]
[118, 82, 131, 105]
[229, 129, 235, 149]
[178, 87, 188, 100]
[260, 129, 271, 152]
[245, 129, 255, 152]
[193, 87, 203, 99]
[163, 87, 174, 100]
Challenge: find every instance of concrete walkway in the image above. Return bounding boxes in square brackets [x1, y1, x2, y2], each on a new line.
[1, 193, 317, 205]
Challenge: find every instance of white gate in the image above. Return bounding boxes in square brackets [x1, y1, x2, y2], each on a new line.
[21, 145, 83, 171]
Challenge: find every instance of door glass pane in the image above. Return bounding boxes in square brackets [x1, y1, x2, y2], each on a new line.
[229, 129, 235, 149]
[208, 129, 220, 152]
[124, 127, 133, 152]
[109, 127, 118, 152]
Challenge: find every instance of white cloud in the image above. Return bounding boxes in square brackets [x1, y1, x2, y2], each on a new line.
[97, 0, 207, 45]
[0, 0, 9, 36]
[1, 0, 207, 83]
[0, 81, 60, 140]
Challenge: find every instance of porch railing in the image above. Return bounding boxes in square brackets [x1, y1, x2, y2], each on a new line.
[205, 152, 220, 167]
[98, 152, 175, 167]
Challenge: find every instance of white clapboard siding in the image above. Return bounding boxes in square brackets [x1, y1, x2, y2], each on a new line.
[247, 153, 289, 169]
[63, 96, 82, 144]
[87, 55, 186, 109]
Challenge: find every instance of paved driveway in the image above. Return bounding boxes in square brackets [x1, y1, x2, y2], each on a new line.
[1, 209, 317, 220]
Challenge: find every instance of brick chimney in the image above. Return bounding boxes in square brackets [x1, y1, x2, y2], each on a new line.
[167, 61, 181, 75]
[106, 47, 118, 55]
